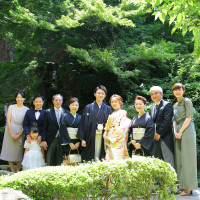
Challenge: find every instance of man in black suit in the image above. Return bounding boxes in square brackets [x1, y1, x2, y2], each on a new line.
[41, 94, 68, 166]
[150, 86, 174, 167]
[23, 94, 45, 142]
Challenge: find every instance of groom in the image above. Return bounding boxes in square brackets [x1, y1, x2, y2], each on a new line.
[41, 94, 68, 166]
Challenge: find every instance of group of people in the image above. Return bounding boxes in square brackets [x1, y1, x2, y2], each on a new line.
[0, 84, 198, 196]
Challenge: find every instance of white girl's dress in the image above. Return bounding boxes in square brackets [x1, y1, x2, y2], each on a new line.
[22, 140, 45, 170]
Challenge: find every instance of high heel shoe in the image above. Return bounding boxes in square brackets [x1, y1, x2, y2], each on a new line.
[180, 189, 192, 196]
[175, 189, 183, 194]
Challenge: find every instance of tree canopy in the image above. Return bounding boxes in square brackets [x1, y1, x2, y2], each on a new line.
[147, 0, 200, 61]
[0, 0, 199, 112]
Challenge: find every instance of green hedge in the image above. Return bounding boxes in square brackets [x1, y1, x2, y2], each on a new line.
[0, 157, 177, 200]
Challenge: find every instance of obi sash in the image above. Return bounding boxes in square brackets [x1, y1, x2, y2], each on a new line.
[67, 127, 78, 139]
[132, 128, 145, 140]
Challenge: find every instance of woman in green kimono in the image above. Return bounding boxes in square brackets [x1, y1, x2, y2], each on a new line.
[172, 83, 198, 196]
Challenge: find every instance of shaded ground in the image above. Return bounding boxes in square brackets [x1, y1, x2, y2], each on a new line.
[175, 188, 200, 200]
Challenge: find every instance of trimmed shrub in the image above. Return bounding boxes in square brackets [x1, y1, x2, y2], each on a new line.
[0, 157, 177, 200]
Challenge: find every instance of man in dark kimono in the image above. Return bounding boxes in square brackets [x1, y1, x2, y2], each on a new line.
[23, 94, 45, 142]
[150, 86, 174, 167]
[41, 94, 68, 166]
[77, 85, 112, 162]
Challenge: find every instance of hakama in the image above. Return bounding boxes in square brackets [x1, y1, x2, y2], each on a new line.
[77, 101, 112, 161]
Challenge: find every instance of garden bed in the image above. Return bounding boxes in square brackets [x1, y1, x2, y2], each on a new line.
[0, 157, 177, 200]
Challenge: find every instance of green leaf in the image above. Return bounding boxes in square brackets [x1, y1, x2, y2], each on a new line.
[193, 31, 200, 40]
[151, 0, 157, 7]
[176, 13, 182, 24]
[154, 0, 163, 7]
[154, 11, 161, 20]
[171, 24, 179, 34]
[188, 26, 195, 32]
[182, 23, 188, 36]
[159, 11, 166, 24]
[169, 12, 177, 25]
[181, 11, 185, 21]
[188, 0, 193, 6]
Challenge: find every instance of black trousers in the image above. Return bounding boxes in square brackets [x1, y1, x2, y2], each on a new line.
[47, 137, 63, 166]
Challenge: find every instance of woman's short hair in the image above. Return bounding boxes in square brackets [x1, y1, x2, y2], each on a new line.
[68, 97, 79, 105]
[135, 96, 147, 105]
[109, 94, 123, 106]
[172, 83, 185, 92]
[15, 90, 26, 99]
[94, 85, 107, 95]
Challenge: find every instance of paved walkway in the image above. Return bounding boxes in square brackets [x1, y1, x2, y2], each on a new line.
[175, 188, 200, 199]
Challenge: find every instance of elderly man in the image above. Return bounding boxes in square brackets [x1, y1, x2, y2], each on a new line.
[150, 86, 174, 167]
[41, 94, 68, 166]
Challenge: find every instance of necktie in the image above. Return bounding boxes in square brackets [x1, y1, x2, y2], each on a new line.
[35, 110, 41, 120]
[56, 109, 60, 124]
[154, 104, 159, 115]
[55, 109, 61, 138]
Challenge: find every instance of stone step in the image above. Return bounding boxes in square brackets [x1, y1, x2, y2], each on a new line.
[0, 170, 14, 175]
[0, 165, 17, 171]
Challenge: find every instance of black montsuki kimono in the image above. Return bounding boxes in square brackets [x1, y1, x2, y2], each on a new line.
[59, 112, 81, 156]
[129, 112, 156, 157]
[77, 101, 112, 162]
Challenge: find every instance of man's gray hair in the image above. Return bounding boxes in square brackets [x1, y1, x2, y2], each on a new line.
[52, 94, 63, 101]
[150, 86, 163, 94]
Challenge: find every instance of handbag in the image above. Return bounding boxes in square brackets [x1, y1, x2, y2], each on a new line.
[132, 148, 144, 156]
[63, 149, 81, 166]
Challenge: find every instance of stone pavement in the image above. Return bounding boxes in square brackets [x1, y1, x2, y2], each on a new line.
[0, 188, 31, 200]
[175, 188, 200, 200]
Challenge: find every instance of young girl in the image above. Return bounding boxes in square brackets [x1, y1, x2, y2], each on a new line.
[22, 123, 45, 170]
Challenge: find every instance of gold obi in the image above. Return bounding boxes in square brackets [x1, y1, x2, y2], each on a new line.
[67, 127, 78, 139]
[132, 128, 145, 140]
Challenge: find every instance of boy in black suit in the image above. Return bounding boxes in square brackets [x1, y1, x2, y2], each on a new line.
[23, 94, 45, 143]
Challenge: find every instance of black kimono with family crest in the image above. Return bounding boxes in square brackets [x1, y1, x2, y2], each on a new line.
[77, 101, 112, 162]
[129, 112, 156, 156]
